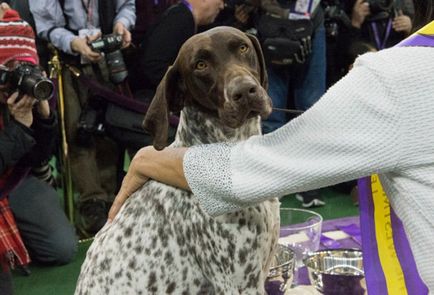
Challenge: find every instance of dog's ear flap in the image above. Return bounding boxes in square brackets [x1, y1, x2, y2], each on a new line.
[246, 33, 268, 90]
[142, 63, 182, 150]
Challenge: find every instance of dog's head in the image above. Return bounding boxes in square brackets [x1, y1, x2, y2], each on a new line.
[143, 26, 272, 150]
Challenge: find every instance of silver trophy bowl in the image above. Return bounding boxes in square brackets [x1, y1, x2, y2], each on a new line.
[304, 249, 365, 295]
[265, 244, 296, 295]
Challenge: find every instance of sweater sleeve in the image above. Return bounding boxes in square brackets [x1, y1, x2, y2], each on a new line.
[29, 0, 76, 55]
[184, 53, 403, 216]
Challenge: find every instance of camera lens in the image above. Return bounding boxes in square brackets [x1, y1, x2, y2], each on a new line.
[32, 79, 54, 100]
[106, 50, 128, 84]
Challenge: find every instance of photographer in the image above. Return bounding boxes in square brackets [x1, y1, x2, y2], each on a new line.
[29, 0, 136, 235]
[0, 5, 77, 294]
[341, 0, 414, 51]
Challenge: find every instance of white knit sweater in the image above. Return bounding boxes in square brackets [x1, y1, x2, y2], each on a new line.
[184, 46, 434, 290]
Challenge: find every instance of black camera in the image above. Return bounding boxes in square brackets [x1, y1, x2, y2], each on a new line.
[322, 0, 352, 38]
[76, 101, 106, 147]
[89, 34, 128, 84]
[365, 0, 394, 20]
[0, 63, 54, 101]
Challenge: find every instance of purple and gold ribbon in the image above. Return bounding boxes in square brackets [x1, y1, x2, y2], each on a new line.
[397, 21, 434, 47]
[357, 20, 434, 295]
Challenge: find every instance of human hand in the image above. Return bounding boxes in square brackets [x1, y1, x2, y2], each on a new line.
[0, 2, 10, 19]
[35, 100, 50, 119]
[352, 0, 370, 28]
[113, 21, 131, 48]
[71, 33, 102, 63]
[234, 5, 250, 24]
[393, 10, 412, 34]
[108, 147, 151, 221]
[7, 92, 35, 127]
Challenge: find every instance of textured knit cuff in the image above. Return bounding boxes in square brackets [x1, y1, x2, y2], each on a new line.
[184, 143, 242, 216]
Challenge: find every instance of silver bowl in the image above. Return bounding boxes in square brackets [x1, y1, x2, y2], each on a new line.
[304, 249, 365, 295]
[265, 244, 295, 295]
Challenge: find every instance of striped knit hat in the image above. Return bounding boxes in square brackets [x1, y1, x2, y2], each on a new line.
[0, 9, 38, 65]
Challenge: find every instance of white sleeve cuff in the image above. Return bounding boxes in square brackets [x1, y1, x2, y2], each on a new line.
[184, 143, 243, 216]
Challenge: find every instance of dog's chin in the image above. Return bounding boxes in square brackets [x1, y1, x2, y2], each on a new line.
[259, 107, 272, 120]
[221, 110, 262, 129]
[222, 118, 244, 129]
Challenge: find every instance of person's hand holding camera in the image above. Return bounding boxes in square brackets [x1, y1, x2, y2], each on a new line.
[393, 10, 412, 34]
[6, 92, 35, 127]
[71, 32, 102, 63]
[113, 21, 131, 48]
[352, 0, 370, 28]
[35, 100, 50, 119]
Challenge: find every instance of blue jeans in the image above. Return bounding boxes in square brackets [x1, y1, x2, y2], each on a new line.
[9, 176, 78, 265]
[263, 23, 326, 134]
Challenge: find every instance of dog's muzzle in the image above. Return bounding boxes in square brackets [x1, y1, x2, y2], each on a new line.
[225, 74, 272, 118]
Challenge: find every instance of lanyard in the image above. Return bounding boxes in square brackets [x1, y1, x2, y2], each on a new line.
[371, 18, 393, 50]
[81, 0, 94, 28]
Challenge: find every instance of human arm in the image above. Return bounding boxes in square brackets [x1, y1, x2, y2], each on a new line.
[29, 0, 76, 55]
[113, 0, 136, 47]
[19, 100, 58, 169]
[0, 93, 38, 174]
[29, 0, 102, 61]
[110, 50, 409, 219]
[181, 53, 406, 216]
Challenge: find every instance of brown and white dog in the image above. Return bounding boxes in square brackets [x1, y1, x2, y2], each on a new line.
[75, 26, 280, 295]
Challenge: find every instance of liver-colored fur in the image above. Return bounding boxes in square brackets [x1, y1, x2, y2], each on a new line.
[75, 27, 280, 295]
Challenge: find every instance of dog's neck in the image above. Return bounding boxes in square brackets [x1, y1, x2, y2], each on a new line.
[171, 106, 261, 148]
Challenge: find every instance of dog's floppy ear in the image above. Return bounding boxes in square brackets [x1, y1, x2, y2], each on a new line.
[246, 33, 268, 90]
[142, 62, 183, 150]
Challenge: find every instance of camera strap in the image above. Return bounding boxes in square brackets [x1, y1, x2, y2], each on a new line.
[81, 0, 95, 28]
[370, 18, 393, 50]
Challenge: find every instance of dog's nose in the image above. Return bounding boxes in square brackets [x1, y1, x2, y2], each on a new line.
[228, 80, 259, 102]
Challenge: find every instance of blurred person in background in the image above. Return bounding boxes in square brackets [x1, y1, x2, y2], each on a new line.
[29, 0, 136, 236]
[259, 0, 327, 208]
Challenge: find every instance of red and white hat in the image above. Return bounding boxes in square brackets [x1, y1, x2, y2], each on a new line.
[0, 9, 38, 65]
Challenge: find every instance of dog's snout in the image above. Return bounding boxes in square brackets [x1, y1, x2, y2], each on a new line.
[228, 79, 259, 102]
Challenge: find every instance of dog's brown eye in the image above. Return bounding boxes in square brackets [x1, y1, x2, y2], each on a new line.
[195, 61, 207, 70]
[240, 44, 248, 53]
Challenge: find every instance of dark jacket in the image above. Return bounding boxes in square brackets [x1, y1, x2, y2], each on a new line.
[0, 106, 57, 198]
[135, 3, 195, 97]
